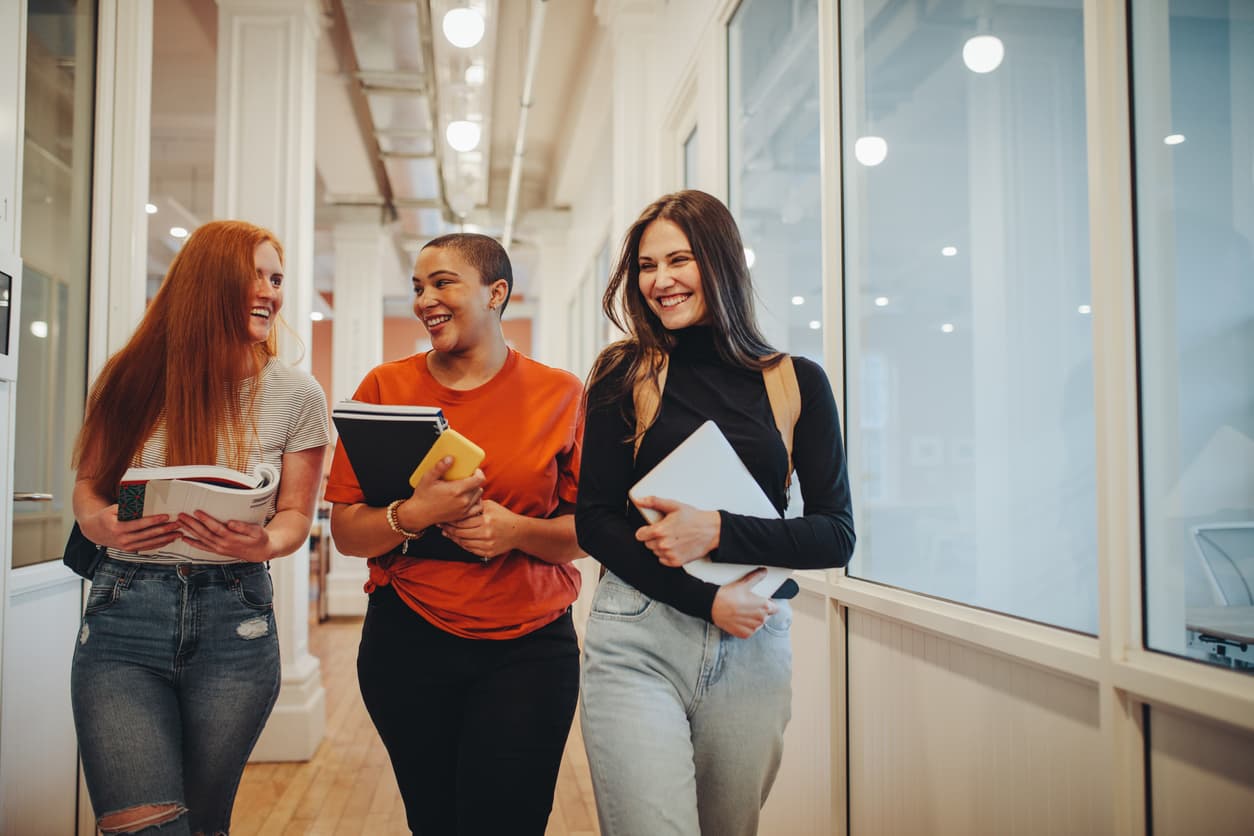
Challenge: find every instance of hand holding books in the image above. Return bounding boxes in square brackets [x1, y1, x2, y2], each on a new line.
[399, 455, 487, 537]
[115, 462, 281, 562]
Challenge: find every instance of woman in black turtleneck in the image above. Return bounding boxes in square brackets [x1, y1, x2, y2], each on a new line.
[575, 190, 855, 836]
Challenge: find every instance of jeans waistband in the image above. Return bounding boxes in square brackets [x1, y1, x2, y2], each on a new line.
[97, 556, 268, 585]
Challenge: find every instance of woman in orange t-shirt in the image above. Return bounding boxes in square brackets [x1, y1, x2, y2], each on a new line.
[325, 233, 584, 836]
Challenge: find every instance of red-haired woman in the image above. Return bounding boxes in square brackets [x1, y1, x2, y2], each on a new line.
[69, 220, 329, 835]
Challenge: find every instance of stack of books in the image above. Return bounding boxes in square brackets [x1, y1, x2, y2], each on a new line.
[331, 400, 484, 508]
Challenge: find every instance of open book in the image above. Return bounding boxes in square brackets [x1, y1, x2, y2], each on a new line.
[117, 462, 280, 560]
[628, 421, 793, 598]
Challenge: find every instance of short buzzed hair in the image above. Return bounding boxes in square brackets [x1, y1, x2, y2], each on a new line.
[423, 233, 513, 314]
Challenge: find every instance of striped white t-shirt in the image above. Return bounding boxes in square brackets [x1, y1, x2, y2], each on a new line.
[109, 357, 330, 564]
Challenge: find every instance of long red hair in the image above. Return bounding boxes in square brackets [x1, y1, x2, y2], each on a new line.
[73, 220, 284, 497]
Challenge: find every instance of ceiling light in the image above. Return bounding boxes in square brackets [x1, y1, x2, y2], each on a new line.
[744, 247, 756, 269]
[942, 246, 958, 257]
[145, 203, 158, 215]
[443, 8, 485, 49]
[1164, 134, 1185, 145]
[874, 296, 889, 307]
[854, 136, 888, 167]
[446, 120, 481, 152]
[170, 226, 189, 239]
[963, 35, 1005, 73]
[791, 295, 805, 306]
[1078, 304, 1092, 315]
[310, 311, 324, 322]
[809, 320, 821, 330]
[465, 63, 485, 86]
[941, 323, 955, 333]
[29, 320, 48, 339]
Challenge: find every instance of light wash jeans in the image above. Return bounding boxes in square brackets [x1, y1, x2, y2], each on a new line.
[71, 558, 281, 835]
[580, 572, 792, 836]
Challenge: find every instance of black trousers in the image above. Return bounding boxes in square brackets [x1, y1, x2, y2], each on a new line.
[357, 584, 580, 836]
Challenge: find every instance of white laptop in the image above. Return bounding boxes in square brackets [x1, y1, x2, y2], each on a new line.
[629, 420, 793, 598]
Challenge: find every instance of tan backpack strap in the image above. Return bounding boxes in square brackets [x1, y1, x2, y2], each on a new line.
[631, 353, 669, 461]
[762, 354, 801, 487]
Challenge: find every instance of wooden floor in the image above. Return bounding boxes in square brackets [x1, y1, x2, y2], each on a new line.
[230, 616, 600, 835]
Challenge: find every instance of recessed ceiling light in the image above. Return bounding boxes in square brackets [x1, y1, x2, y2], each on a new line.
[791, 295, 805, 306]
[941, 246, 957, 257]
[874, 296, 889, 307]
[1164, 134, 1185, 146]
[809, 320, 821, 330]
[443, 8, 484, 49]
[1078, 304, 1091, 315]
[29, 320, 48, 339]
[310, 311, 324, 322]
[465, 63, 485, 86]
[941, 323, 955, 333]
[170, 226, 188, 239]
[446, 120, 481, 152]
[963, 35, 1005, 73]
[854, 136, 888, 167]
[145, 203, 158, 215]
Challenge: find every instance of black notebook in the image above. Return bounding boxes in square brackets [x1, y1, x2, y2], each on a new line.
[332, 401, 447, 507]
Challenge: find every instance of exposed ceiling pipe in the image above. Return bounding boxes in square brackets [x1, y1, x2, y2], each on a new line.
[501, 0, 547, 250]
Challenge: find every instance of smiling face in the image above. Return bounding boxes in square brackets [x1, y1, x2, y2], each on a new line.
[412, 245, 507, 354]
[248, 241, 284, 344]
[637, 218, 708, 330]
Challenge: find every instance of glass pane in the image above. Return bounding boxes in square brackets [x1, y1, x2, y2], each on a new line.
[149, 0, 215, 298]
[683, 125, 698, 188]
[596, 240, 611, 344]
[728, 0, 822, 369]
[566, 293, 581, 377]
[1134, 3, 1254, 672]
[15, 0, 95, 568]
[841, 0, 1098, 632]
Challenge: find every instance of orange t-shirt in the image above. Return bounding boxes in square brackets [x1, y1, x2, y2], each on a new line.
[324, 349, 583, 639]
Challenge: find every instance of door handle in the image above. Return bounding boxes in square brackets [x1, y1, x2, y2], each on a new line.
[14, 492, 54, 502]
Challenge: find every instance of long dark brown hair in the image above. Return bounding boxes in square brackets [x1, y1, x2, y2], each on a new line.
[73, 220, 283, 498]
[586, 189, 777, 422]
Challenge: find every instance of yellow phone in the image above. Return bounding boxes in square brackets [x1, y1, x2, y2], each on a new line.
[408, 429, 486, 486]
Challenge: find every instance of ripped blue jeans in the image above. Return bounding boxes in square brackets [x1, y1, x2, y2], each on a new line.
[71, 558, 281, 835]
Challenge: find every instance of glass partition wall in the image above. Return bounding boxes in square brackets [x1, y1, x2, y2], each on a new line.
[728, 0, 823, 369]
[1133, 2, 1254, 672]
[14, 0, 96, 569]
[837, 0, 1098, 633]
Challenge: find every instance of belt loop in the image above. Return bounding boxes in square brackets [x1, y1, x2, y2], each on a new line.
[219, 563, 237, 584]
[118, 562, 140, 589]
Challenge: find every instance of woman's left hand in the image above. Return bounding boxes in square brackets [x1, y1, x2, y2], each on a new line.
[634, 497, 720, 567]
[439, 500, 520, 560]
[178, 512, 273, 563]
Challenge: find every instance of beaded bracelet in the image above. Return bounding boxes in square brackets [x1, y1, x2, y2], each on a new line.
[386, 500, 424, 555]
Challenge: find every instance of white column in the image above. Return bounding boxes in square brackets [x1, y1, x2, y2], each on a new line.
[518, 209, 571, 368]
[214, 0, 324, 762]
[325, 211, 385, 616]
[597, 0, 661, 242]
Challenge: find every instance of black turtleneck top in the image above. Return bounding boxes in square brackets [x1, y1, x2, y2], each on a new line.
[575, 326, 856, 622]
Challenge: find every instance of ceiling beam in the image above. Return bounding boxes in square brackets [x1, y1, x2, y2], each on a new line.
[327, 0, 396, 218]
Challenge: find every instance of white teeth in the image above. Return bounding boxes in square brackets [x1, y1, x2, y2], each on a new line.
[658, 294, 690, 308]
[425, 314, 452, 327]
[251, 308, 270, 318]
